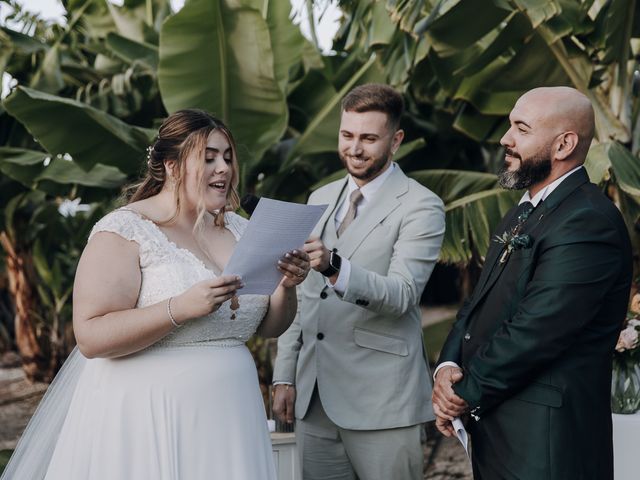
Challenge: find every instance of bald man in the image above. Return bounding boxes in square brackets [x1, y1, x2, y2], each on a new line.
[433, 87, 632, 480]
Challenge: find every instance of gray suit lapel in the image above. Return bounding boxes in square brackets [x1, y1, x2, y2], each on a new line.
[313, 178, 349, 239]
[338, 167, 408, 260]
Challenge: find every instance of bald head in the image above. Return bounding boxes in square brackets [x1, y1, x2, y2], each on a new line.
[515, 87, 595, 162]
[500, 87, 596, 194]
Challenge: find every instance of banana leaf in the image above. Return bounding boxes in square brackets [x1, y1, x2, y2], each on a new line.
[3, 86, 155, 174]
[0, 147, 127, 189]
[441, 188, 520, 264]
[105, 32, 159, 69]
[158, 0, 289, 168]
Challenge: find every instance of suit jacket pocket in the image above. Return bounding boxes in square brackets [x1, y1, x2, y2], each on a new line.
[353, 328, 408, 356]
[513, 382, 563, 408]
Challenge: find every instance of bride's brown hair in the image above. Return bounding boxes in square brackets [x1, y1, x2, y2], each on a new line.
[126, 109, 240, 228]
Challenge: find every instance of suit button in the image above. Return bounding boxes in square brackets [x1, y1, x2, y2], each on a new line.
[464, 333, 471, 341]
[356, 299, 364, 305]
[320, 291, 327, 299]
[317, 333, 324, 340]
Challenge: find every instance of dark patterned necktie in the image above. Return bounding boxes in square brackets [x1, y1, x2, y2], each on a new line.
[510, 201, 534, 231]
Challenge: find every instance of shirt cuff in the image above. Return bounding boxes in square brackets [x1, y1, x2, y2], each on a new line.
[325, 257, 351, 295]
[273, 381, 294, 386]
[433, 361, 460, 382]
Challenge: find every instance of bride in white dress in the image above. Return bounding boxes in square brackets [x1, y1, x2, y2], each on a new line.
[1, 109, 310, 480]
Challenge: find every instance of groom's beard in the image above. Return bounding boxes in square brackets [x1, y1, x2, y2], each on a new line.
[498, 147, 552, 190]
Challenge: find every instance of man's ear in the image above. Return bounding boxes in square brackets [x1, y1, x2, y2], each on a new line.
[555, 131, 579, 160]
[391, 129, 405, 154]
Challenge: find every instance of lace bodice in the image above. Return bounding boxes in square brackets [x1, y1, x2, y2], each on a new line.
[89, 208, 269, 348]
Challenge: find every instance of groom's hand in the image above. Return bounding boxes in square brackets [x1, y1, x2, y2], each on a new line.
[273, 384, 296, 424]
[432, 366, 468, 420]
[435, 415, 456, 437]
[304, 237, 330, 272]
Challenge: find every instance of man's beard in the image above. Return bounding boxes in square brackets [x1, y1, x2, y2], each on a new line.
[498, 148, 552, 190]
[339, 147, 391, 183]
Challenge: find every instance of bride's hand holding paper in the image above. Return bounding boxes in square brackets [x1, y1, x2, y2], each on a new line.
[222, 198, 327, 295]
[277, 249, 311, 288]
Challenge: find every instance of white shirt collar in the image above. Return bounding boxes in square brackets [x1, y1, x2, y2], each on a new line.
[519, 165, 583, 207]
[346, 162, 395, 201]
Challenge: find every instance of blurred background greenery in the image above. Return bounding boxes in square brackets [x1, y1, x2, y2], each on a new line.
[0, 0, 639, 393]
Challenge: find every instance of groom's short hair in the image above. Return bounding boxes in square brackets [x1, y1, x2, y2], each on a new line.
[341, 84, 404, 130]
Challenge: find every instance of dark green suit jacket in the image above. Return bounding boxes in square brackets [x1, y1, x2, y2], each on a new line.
[438, 168, 632, 480]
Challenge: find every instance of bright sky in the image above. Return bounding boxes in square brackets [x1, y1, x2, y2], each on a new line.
[1, 0, 340, 97]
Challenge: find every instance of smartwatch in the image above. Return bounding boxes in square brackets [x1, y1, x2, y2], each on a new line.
[320, 249, 342, 277]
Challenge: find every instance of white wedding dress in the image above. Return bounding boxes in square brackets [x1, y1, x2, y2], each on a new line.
[4, 208, 277, 480]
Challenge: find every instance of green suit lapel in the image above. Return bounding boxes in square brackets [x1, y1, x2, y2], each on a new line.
[531, 167, 590, 219]
[470, 206, 523, 306]
[469, 167, 590, 314]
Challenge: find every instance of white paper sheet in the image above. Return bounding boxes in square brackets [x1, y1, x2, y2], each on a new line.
[452, 417, 471, 460]
[222, 198, 328, 295]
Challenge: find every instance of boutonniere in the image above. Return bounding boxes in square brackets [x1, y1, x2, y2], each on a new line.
[494, 205, 535, 263]
[494, 232, 533, 263]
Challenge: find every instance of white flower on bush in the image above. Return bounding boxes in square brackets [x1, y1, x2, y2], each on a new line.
[58, 198, 90, 218]
[616, 322, 640, 352]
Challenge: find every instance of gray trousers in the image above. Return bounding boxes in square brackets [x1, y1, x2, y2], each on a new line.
[296, 388, 424, 480]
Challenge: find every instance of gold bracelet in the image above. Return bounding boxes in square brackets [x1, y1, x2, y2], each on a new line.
[167, 297, 181, 328]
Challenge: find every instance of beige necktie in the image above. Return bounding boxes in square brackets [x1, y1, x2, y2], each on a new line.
[337, 189, 364, 237]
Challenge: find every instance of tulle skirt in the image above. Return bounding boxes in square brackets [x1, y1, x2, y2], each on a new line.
[44, 344, 276, 480]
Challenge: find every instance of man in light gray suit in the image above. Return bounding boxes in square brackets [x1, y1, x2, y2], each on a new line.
[272, 84, 445, 480]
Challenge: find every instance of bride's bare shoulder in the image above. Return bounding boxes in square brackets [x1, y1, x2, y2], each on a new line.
[123, 198, 171, 223]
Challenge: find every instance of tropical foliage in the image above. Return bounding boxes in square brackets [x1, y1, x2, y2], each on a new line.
[0, 0, 639, 383]
[333, 0, 640, 264]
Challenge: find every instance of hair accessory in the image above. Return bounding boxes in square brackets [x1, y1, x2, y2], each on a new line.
[146, 145, 153, 165]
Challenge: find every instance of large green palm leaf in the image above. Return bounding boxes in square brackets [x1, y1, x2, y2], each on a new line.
[158, 0, 299, 169]
[409, 168, 520, 263]
[0, 147, 126, 193]
[3, 86, 155, 174]
[442, 188, 520, 264]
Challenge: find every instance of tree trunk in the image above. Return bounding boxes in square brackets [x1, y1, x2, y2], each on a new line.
[0, 231, 52, 382]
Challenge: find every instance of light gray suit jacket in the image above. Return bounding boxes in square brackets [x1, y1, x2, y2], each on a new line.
[273, 166, 445, 430]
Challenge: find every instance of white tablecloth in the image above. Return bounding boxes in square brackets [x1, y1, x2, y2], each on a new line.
[613, 412, 640, 480]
